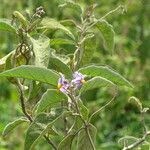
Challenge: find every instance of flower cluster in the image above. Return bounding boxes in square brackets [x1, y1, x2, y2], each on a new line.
[57, 72, 85, 94]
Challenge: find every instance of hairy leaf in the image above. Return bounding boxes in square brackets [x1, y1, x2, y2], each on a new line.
[96, 19, 115, 53]
[0, 65, 59, 86]
[0, 51, 14, 72]
[50, 38, 75, 46]
[80, 36, 96, 66]
[2, 117, 28, 137]
[79, 65, 133, 88]
[49, 56, 72, 78]
[39, 18, 75, 39]
[80, 76, 115, 94]
[0, 19, 16, 33]
[30, 35, 50, 68]
[59, 1, 83, 15]
[77, 123, 97, 150]
[58, 134, 75, 150]
[35, 89, 68, 114]
[78, 100, 89, 120]
[24, 112, 71, 150]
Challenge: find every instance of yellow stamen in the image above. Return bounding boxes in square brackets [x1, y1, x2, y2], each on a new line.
[57, 83, 62, 90]
[81, 79, 86, 83]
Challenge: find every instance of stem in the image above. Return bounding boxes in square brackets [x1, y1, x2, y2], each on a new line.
[86, 127, 95, 150]
[16, 79, 57, 150]
[17, 79, 33, 122]
[100, 5, 125, 20]
[85, 5, 125, 32]
[69, 94, 96, 150]
[123, 131, 150, 150]
[73, 27, 85, 71]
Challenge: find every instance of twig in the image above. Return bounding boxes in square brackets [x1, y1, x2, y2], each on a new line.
[100, 5, 125, 20]
[123, 131, 150, 150]
[85, 5, 125, 32]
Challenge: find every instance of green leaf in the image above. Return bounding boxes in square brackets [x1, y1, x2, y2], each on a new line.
[78, 100, 89, 120]
[80, 77, 116, 94]
[2, 117, 28, 137]
[35, 89, 68, 114]
[50, 38, 75, 46]
[39, 18, 75, 40]
[30, 35, 50, 68]
[0, 65, 59, 86]
[27, 81, 42, 102]
[49, 55, 72, 78]
[79, 65, 133, 88]
[96, 19, 115, 53]
[0, 19, 16, 33]
[0, 51, 14, 72]
[80, 36, 96, 66]
[77, 123, 97, 150]
[58, 134, 75, 150]
[13, 11, 29, 29]
[59, 1, 83, 15]
[24, 112, 71, 150]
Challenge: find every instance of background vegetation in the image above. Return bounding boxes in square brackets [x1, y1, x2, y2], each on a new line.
[0, 0, 149, 149]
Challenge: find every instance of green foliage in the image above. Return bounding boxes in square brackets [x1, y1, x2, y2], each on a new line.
[2, 117, 28, 137]
[78, 100, 89, 120]
[0, 51, 14, 71]
[50, 38, 75, 46]
[30, 35, 50, 68]
[35, 89, 68, 114]
[96, 19, 115, 53]
[0, 1, 149, 150]
[58, 134, 75, 150]
[39, 18, 75, 40]
[0, 19, 16, 33]
[0, 65, 59, 86]
[77, 124, 97, 150]
[80, 76, 115, 94]
[79, 65, 133, 88]
[49, 54, 72, 78]
[24, 112, 66, 150]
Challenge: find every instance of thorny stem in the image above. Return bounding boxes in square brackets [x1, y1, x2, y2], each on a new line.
[123, 131, 150, 150]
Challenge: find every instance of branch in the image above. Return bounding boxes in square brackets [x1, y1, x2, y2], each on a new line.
[85, 5, 125, 31]
[123, 131, 150, 150]
[16, 79, 57, 150]
[100, 5, 125, 20]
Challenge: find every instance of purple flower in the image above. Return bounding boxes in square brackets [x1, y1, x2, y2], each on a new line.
[72, 71, 85, 89]
[57, 74, 70, 94]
